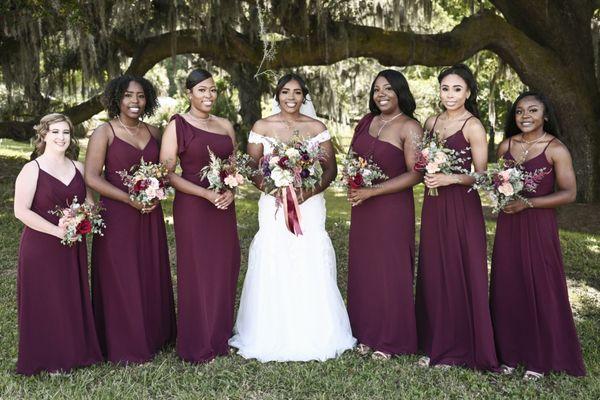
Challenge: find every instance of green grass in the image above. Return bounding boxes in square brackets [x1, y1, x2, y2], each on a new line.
[1, 139, 599, 399]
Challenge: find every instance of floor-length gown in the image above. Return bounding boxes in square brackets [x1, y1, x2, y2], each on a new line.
[17, 160, 102, 375]
[415, 116, 498, 370]
[490, 138, 586, 376]
[172, 114, 241, 363]
[229, 130, 356, 362]
[347, 114, 417, 355]
[92, 123, 176, 363]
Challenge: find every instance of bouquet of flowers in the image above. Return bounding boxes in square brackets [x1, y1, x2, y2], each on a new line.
[200, 146, 256, 192]
[118, 158, 173, 206]
[414, 131, 470, 196]
[259, 135, 327, 235]
[50, 196, 105, 246]
[471, 158, 549, 213]
[339, 150, 388, 189]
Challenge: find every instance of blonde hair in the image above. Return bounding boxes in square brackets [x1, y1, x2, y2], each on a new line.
[32, 113, 79, 159]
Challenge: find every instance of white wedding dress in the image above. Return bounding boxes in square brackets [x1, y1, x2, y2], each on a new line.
[228, 130, 356, 362]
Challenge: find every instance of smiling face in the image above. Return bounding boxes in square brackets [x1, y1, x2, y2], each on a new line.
[440, 74, 470, 112]
[119, 81, 146, 120]
[188, 77, 217, 113]
[43, 121, 71, 154]
[277, 79, 304, 114]
[515, 95, 545, 134]
[372, 76, 399, 114]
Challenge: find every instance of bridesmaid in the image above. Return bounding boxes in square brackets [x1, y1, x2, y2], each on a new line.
[346, 70, 423, 359]
[160, 69, 240, 363]
[85, 75, 176, 363]
[491, 91, 586, 379]
[415, 64, 498, 370]
[14, 113, 102, 375]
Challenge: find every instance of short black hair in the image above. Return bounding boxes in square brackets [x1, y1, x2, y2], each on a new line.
[186, 69, 213, 90]
[504, 91, 560, 139]
[102, 75, 159, 119]
[274, 73, 309, 104]
[368, 69, 416, 119]
[438, 64, 479, 118]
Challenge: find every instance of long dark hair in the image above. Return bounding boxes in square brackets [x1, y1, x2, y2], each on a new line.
[504, 91, 560, 138]
[274, 73, 310, 104]
[186, 68, 213, 90]
[437, 64, 479, 118]
[369, 69, 416, 120]
[102, 75, 159, 118]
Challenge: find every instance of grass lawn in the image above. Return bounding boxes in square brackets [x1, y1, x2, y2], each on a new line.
[0, 138, 599, 399]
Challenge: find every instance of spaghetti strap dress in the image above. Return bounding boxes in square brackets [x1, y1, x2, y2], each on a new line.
[91, 122, 176, 364]
[17, 160, 102, 375]
[490, 138, 586, 376]
[415, 116, 499, 370]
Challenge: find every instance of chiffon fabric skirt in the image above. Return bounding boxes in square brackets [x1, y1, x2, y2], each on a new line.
[229, 193, 356, 362]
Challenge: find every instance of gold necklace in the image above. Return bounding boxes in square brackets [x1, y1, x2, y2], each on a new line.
[117, 116, 141, 135]
[187, 111, 211, 126]
[376, 112, 403, 138]
[518, 131, 547, 163]
[440, 110, 470, 132]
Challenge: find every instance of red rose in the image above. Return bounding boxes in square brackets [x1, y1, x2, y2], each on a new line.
[277, 156, 289, 168]
[349, 174, 364, 189]
[133, 179, 149, 192]
[76, 219, 92, 235]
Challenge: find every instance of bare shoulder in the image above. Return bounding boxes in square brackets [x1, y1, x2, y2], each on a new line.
[547, 136, 571, 158]
[73, 160, 85, 172]
[423, 115, 438, 132]
[302, 116, 327, 137]
[212, 115, 235, 136]
[17, 160, 40, 180]
[90, 122, 111, 141]
[144, 123, 161, 140]
[463, 116, 487, 140]
[496, 138, 511, 155]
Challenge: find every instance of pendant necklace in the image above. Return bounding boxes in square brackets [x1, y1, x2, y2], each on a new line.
[518, 131, 547, 163]
[117, 115, 141, 136]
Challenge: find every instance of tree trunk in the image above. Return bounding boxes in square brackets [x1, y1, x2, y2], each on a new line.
[227, 63, 270, 151]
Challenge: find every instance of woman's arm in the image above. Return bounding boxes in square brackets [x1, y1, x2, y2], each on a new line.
[504, 141, 576, 213]
[348, 120, 423, 206]
[14, 162, 64, 238]
[159, 120, 225, 209]
[424, 118, 487, 188]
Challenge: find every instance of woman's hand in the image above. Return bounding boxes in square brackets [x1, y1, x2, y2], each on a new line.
[502, 198, 530, 214]
[128, 198, 158, 214]
[424, 173, 456, 189]
[53, 225, 67, 240]
[348, 187, 374, 207]
[205, 190, 234, 210]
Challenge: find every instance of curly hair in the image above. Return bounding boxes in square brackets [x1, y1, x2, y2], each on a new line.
[102, 75, 159, 119]
[32, 113, 79, 160]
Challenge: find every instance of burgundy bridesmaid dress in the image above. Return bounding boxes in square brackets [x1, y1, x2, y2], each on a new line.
[415, 116, 498, 370]
[347, 114, 417, 355]
[490, 138, 586, 376]
[91, 123, 176, 364]
[17, 160, 102, 375]
[171, 114, 240, 363]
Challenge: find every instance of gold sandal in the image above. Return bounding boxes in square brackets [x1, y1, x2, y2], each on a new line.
[356, 343, 371, 356]
[371, 351, 392, 360]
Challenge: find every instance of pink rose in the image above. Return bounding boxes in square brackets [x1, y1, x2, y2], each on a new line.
[499, 170, 511, 181]
[235, 173, 245, 185]
[426, 162, 440, 174]
[224, 174, 239, 188]
[498, 182, 514, 196]
[434, 152, 448, 164]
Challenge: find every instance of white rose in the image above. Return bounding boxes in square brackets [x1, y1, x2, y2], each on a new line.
[271, 168, 294, 187]
[285, 148, 300, 159]
[148, 177, 160, 189]
[268, 156, 280, 167]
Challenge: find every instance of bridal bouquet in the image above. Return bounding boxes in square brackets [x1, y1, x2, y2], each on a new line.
[471, 158, 549, 214]
[200, 146, 255, 192]
[50, 196, 105, 246]
[259, 135, 327, 235]
[339, 150, 388, 189]
[414, 131, 470, 196]
[118, 158, 173, 206]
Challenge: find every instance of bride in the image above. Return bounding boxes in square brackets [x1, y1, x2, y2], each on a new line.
[228, 73, 356, 362]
